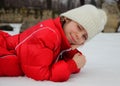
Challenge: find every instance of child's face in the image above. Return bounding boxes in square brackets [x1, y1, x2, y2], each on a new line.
[63, 20, 88, 45]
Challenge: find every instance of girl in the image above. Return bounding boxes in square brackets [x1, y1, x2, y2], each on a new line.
[0, 4, 107, 82]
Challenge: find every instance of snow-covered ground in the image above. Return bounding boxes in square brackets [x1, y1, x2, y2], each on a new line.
[118, 25, 120, 32]
[3, 23, 22, 35]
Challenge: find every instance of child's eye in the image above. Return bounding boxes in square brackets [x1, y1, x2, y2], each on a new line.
[77, 25, 82, 31]
[83, 34, 87, 40]
[83, 35, 86, 40]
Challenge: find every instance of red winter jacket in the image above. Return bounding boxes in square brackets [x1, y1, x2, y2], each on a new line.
[0, 17, 81, 82]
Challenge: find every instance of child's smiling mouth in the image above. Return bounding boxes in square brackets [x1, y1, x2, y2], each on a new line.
[70, 33, 76, 43]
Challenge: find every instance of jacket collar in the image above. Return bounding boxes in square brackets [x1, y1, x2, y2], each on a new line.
[53, 17, 71, 50]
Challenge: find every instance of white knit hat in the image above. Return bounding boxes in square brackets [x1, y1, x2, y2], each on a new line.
[60, 4, 107, 40]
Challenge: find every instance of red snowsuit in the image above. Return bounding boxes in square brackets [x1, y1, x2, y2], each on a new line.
[0, 17, 81, 82]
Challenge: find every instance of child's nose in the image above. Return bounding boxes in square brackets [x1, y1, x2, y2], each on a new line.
[76, 34, 79, 40]
[76, 33, 82, 39]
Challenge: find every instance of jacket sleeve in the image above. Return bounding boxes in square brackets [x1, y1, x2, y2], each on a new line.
[21, 28, 78, 82]
[50, 59, 80, 81]
[22, 47, 78, 82]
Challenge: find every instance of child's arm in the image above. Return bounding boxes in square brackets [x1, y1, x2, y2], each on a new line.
[62, 49, 86, 73]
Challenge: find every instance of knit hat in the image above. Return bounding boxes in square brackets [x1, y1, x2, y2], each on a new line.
[60, 4, 107, 40]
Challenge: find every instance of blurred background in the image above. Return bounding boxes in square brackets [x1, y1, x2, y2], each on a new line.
[0, 0, 120, 33]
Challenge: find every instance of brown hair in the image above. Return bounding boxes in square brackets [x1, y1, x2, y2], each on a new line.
[60, 16, 71, 28]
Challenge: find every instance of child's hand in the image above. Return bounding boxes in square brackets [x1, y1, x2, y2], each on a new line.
[73, 53, 86, 69]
